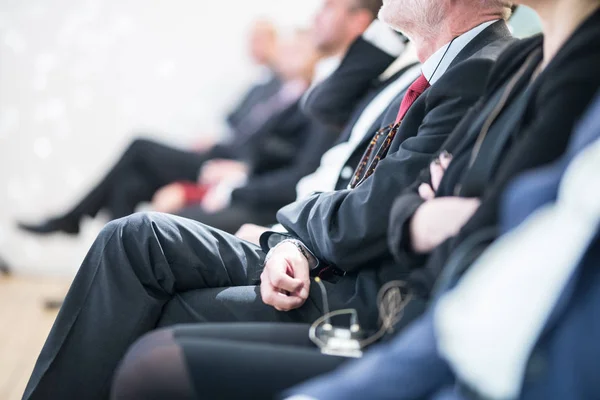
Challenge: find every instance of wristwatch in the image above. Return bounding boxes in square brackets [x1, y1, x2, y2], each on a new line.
[260, 232, 319, 270]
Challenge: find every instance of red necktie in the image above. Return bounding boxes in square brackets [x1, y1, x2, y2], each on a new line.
[395, 74, 430, 123]
[349, 73, 431, 189]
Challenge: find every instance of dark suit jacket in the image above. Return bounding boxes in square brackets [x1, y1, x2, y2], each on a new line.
[262, 21, 515, 326]
[389, 10, 600, 299]
[207, 75, 283, 161]
[303, 36, 417, 190]
[230, 100, 339, 210]
[226, 74, 282, 135]
[302, 37, 399, 131]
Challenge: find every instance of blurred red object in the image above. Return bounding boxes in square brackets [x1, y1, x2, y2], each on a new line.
[179, 182, 211, 204]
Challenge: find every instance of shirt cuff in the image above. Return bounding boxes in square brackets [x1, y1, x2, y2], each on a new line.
[362, 19, 406, 57]
[260, 232, 320, 270]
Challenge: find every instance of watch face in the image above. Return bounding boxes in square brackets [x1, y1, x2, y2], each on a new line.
[267, 232, 290, 249]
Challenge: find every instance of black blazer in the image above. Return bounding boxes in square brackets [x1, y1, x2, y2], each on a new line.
[302, 36, 400, 131]
[272, 21, 514, 268]
[226, 74, 282, 135]
[389, 9, 600, 298]
[230, 100, 339, 210]
[303, 36, 418, 190]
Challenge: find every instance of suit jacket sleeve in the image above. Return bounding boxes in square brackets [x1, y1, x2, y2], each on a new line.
[276, 59, 495, 271]
[231, 121, 340, 208]
[386, 102, 487, 268]
[407, 41, 600, 296]
[302, 37, 399, 130]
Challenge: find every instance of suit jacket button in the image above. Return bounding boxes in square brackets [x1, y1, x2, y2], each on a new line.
[341, 166, 354, 179]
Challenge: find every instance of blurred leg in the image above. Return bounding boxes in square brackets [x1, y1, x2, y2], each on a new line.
[18, 138, 209, 234]
[67, 138, 208, 220]
[112, 324, 347, 400]
[111, 329, 195, 400]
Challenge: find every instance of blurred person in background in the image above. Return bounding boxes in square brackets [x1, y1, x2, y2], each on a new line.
[17, 19, 281, 236]
[150, 29, 341, 233]
[149, 0, 383, 229]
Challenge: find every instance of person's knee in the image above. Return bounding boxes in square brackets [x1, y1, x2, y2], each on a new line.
[111, 328, 194, 400]
[128, 137, 154, 152]
[103, 212, 166, 239]
[111, 329, 173, 399]
[124, 137, 157, 161]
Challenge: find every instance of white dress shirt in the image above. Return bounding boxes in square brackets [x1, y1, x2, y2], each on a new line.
[295, 19, 499, 199]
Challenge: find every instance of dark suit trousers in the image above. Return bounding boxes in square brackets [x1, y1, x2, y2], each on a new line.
[66, 138, 212, 221]
[175, 203, 279, 234]
[111, 323, 347, 400]
[23, 212, 332, 400]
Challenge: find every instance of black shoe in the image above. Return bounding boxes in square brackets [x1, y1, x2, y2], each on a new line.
[17, 217, 80, 235]
[0, 255, 9, 275]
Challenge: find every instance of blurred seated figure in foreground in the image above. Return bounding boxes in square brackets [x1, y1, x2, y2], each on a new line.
[17, 19, 282, 236]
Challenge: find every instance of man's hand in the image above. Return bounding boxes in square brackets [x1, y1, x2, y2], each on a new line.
[419, 151, 452, 200]
[410, 196, 481, 253]
[191, 136, 217, 152]
[235, 224, 270, 245]
[199, 159, 249, 185]
[152, 183, 186, 213]
[260, 242, 311, 312]
[201, 186, 231, 213]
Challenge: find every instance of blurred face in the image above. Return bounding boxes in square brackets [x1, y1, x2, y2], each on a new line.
[249, 23, 277, 65]
[313, 0, 362, 53]
[274, 34, 319, 81]
[379, 0, 447, 37]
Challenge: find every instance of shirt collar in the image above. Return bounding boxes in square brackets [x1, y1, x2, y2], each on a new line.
[421, 20, 498, 85]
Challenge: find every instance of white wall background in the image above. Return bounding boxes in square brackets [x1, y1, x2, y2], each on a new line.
[0, 0, 321, 277]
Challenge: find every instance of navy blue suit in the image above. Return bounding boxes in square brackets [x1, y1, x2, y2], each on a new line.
[285, 93, 600, 400]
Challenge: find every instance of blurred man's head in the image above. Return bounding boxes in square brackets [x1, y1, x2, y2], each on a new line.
[379, 0, 512, 43]
[313, 0, 383, 55]
[274, 30, 321, 82]
[249, 19, 278, 66]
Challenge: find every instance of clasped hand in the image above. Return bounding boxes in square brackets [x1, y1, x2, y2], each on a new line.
[260, 242, 311, 312]
[410, 151, 481, 253]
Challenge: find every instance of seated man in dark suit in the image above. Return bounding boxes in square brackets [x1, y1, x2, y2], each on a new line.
[17, 19, 282, 236]
[236, 21, 420, 243]
[23, 0, 517, 398]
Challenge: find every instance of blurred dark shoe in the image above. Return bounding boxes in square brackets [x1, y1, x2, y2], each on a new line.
[0, 255, 9, 275]
[18, 217, 80, 235]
